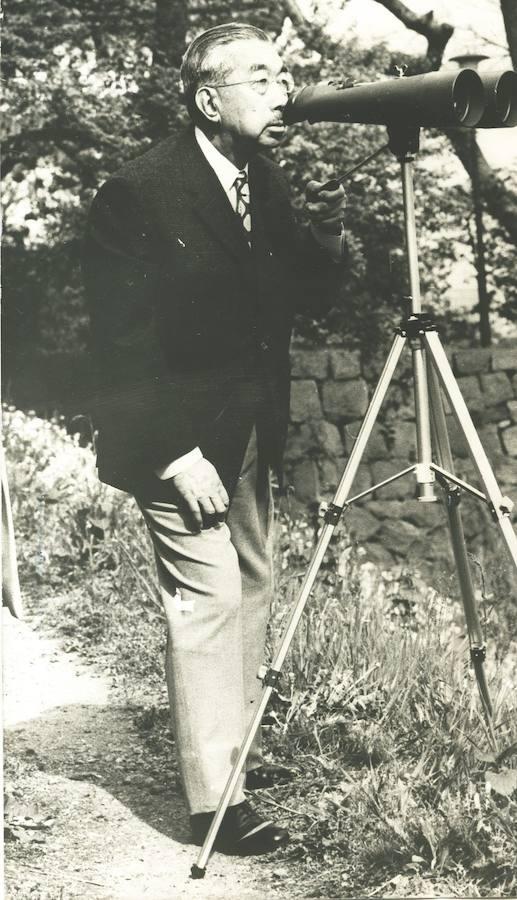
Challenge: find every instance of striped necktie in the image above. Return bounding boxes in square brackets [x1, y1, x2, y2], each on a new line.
[233, 170, 252, 240]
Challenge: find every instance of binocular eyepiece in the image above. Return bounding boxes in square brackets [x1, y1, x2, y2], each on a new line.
[283, 67, 517, 130]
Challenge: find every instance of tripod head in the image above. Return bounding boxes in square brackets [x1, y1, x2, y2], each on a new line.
[386, 124, 420, 161]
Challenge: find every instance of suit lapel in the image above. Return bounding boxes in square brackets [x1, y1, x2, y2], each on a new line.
[249, 155, 285, 256]
[179, 128, 251, 261]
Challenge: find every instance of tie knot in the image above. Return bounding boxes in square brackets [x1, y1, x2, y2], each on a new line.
[234, 171, 249, 199]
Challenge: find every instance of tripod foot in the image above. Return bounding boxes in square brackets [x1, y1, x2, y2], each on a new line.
[190, 865, 206, 879]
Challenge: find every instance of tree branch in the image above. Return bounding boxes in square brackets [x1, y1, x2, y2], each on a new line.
[373, 0, 454, 69]
[283, 0, 310, 27]
[444, 127, 517, 245]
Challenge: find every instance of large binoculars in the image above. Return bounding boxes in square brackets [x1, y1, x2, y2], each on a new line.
[283, 68, 517, 129]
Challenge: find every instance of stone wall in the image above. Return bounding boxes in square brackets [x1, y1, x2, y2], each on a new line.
[286, 340, 517, 572]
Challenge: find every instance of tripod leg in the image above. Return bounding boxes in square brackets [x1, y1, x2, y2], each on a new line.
[427, 362, 493, 722]
[191, 332, 407, 878]
[425, 330, 517, 571]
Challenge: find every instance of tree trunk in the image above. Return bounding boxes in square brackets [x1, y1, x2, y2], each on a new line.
[500, 0, 517, 69]
[444, 128, 517, 245]
[154, 0, 188, 69]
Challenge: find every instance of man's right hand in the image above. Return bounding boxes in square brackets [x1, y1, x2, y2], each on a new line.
[171, 458, 229, 531]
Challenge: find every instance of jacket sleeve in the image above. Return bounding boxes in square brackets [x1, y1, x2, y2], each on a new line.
[266, 164, 348, 318]
[83, 176, 208, 470]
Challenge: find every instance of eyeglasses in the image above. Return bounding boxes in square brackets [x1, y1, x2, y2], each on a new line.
[206, 72, 295, 96]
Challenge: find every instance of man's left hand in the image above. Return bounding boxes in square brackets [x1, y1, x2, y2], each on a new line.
[305, 181, 346, 235]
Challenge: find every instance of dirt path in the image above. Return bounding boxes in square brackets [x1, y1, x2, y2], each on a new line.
[2, 611, 288, 900]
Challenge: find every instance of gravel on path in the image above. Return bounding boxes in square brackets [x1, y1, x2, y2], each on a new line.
[2, 611, 287, 900]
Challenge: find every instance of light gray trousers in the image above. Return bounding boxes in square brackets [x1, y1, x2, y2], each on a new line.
[138, 428, 273, 814]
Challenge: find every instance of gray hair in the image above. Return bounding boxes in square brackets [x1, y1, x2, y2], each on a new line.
[180, 23, 271, 127]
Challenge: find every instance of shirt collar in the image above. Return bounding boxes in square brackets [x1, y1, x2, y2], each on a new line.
[195, 126, 248, 194]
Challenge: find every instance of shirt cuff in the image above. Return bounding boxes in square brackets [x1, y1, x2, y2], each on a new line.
[310, 223, 347, 263]
[155, 447, 203, 480]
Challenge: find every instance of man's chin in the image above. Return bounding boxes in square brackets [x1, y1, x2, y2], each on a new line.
[260, 125, 287, 145]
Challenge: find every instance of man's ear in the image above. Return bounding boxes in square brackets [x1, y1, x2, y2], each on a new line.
[195, 87, 221, 125]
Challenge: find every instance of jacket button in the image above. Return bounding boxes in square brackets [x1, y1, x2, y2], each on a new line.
[260, 340, 269, 351]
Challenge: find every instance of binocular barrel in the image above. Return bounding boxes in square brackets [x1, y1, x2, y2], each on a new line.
[478, 69, 517, 127]
[283, 68, 517, 130]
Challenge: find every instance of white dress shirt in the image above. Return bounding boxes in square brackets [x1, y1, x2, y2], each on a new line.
[155, 127, 346, 481]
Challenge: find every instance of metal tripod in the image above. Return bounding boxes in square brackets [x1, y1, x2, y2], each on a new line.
[191, 125, 517, 879]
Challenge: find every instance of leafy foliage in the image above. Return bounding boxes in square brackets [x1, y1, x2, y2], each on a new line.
[3, 0, 511, 374]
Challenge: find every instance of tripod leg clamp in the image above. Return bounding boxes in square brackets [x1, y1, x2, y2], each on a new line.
[321, 502, 344, 526]
[257, 666, 281, 689]
[471, 646, 486, 663]
[446, 485, 461, 509]
[489, 496, 514, 520]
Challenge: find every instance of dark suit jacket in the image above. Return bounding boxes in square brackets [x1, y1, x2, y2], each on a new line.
[83, 126, 345, 501]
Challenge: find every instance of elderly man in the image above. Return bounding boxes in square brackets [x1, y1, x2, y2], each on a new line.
[84, 22, 346, 855]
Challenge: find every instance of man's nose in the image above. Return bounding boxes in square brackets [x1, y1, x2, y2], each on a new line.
[270, 84, 288, 111]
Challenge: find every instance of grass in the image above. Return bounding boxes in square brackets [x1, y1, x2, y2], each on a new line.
[4, 406, 517, 898]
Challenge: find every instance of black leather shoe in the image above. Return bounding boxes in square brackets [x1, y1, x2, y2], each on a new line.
[246, 764, 295, 790]
[190, 799, 288, 855]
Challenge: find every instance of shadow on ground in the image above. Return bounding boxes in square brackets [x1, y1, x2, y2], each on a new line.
[5, 702, 192, 846]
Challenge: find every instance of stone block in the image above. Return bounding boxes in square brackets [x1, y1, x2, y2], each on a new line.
[480, 372, 514, 406]
[456, 376, 484, 412]
[290, 380, 322, 422]
[495, 458, 517, 485]
[379, 518, 421, 555]
[342, 421, 387, 460]
[460, 502, 488, 539]
[453, 458, 478, 486]
[502, 425, 517, 457]
[507, 400, 517, 424]
[367, 499, 442, 529]
[425, 525, 455, 560]
[444, 416, 469, 458]
[370, 459, 416, 500]
[284, 424, 317, 462]
[491, 348, 517, 372]
[476, 403, 511, 425]
[336, 458, 372, 500]
[329, 349, 361, 380]
[453, 348, 491, 375]
[390, 421, 417, 461]
[477, 424, 503, 457]
[344, 507, 381, 542]
[513, 374, 517, 396]
[318, 458, 338, 491]
[361, 350, 389, 383]
[291, 349, 329, 380]
[400, 499, 444, 529]
[367, 500, 405, 520]
[313, 420, 344, 458]
[292, 459, 320, 503]
[322, 379, 369, 421]
[409, 538, 453, 571]
[384, 399, 418, 422]
[362, 542, 396, 568]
